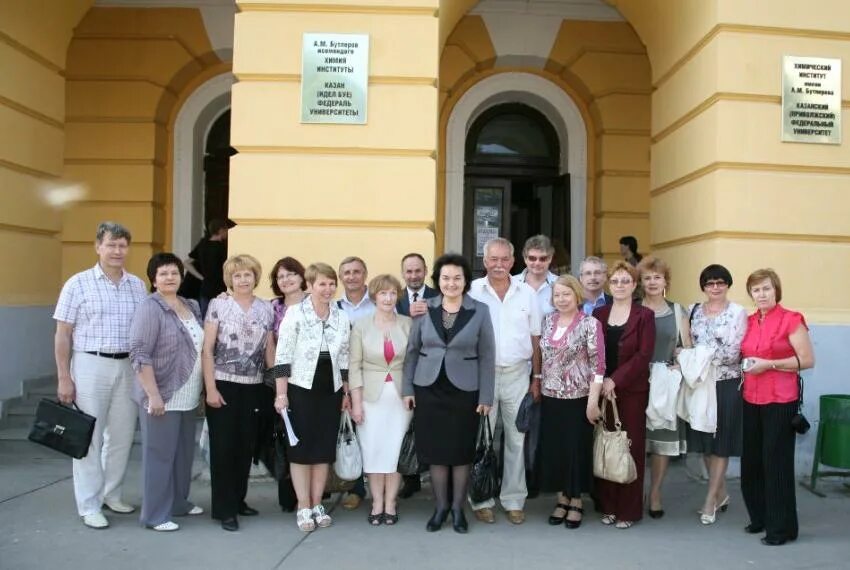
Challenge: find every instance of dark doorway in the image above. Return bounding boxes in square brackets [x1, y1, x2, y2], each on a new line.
[203, 110, 236, 230]
[463, 103, 568, 276]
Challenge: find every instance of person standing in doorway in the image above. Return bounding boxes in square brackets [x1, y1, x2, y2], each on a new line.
[54, 221, 147, 529]
[395, 252, 438, 499]
[185, 219, 230, 317]
[579, 256, 612, 316]
[618, 236, 643, 267]
[336, 255, 375, 510]
[468, 238, 542, 525]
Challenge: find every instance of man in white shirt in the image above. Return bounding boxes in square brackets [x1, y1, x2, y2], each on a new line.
[468, 238, 542, 525]
[580, 256, 612, 316]
[53, 222, 147, 529]
[337, 256, 376, 325]
[336, 255, 375, 510]
[512, 234, 558, 316]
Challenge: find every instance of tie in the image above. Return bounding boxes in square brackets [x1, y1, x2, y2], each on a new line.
[412, 291, 419, 303]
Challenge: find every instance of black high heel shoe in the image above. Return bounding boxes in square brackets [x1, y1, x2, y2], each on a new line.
[426, 508, 449, 532]
[548, 503, 569, 525]
[451, 508, 468, 534]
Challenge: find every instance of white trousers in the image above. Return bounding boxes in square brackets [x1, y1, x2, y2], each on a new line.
[71, 352, 138, 516]
[470, 361, 529, 512]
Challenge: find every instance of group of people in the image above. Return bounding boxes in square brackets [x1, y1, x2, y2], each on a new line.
[54, 222, 813, 547]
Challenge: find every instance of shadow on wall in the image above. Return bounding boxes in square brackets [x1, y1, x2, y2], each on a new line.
[0, 306, 56, 403]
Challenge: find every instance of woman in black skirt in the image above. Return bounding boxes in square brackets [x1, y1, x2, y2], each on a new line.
[537, 275, 604, 529]
[274, 263, 351, 533]
[402, 253, 495, 534]
[687, 264, 747, 525]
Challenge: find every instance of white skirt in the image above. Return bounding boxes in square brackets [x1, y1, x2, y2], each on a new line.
[358, 382, 413, 474]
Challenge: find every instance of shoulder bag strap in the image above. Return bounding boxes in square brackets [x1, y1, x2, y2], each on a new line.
[672, 301, 684, 348]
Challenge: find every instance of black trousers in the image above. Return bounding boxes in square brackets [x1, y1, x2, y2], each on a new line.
[741, 401, 799, 541]
[207, 381, 263, 520]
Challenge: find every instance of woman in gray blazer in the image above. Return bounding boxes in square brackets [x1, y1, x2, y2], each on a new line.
[129, 253, 205, 532]
[402, 253, 495, 534]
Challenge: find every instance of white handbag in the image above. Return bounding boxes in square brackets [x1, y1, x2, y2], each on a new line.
[333, 411, 363, 481]
[593, 399, 638, 484]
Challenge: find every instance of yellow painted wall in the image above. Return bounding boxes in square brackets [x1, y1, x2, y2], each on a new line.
[63, 7, 222, 281]
[437, 15, 652, 259]
[0, 0, 92, 305]
[230, 0, 440, 299]
[603, 0, 850, 322]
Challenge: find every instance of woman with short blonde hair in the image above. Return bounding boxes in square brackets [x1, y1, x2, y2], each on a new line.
[637, 255, 689, 519]
[350, 274, 413, 526]
[202, 254, 275, 532]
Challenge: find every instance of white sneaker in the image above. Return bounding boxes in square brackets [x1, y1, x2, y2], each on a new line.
[187, 505, 204, 516]
[103, 500, 135, 514]
[152, 521, 179, 532]
[82, 512, 109, 529]
[312, 504, 332, 528]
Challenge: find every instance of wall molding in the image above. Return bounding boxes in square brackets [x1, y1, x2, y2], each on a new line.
[0, 30, 63, 74]
[652, 230, 850, 250]
[237, 3, 438, 16]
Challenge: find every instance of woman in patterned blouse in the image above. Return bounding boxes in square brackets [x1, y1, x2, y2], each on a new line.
[687, 264, 747, 525]
[202, 254, 276, 532]
[538, 275, 604, 529]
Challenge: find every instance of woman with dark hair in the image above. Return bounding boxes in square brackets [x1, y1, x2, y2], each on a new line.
[687, 264, 746, 525]
[129, 253, 205, 531]
[402, 253, 495, 533]
[740, 269, 814, 546]
[264, 257, 307, 512]
[593, 261, 655, 529]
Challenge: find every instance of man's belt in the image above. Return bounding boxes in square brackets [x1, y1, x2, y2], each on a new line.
[85, 351, 130, 360]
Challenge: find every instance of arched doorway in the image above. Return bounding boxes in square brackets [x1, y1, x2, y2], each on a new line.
[463, 103, 568, 275]
[445, 72, 588, 276]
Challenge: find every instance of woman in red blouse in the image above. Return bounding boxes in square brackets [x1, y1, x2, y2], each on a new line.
[740, 268, 814, 546]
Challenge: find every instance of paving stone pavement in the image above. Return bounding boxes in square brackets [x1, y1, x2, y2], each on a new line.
[1, 440, 848, 570]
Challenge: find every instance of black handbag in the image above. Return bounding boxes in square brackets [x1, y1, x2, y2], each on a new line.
[28, 399, 96, 459]
[790, 354, 811, 435]
[258, 416, 290, 481]
[469, 415, 499, 503]
[397, 419, 418, 476]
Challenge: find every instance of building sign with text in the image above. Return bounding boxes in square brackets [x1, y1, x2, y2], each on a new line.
[301, 33, 369, 124]
[781, 55, 841, 144]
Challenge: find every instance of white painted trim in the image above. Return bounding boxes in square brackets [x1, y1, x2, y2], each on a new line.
[445, 72, 587, 276]
[470, 0, 623, 21]
[172, 72, 233, 257]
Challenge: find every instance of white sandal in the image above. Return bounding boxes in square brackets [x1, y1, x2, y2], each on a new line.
[312, 504, 332, 528]
[296, 508, 316, 532]
[601, 514, 616, 525]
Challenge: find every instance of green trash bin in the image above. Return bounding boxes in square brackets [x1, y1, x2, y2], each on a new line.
[809, 394, 850, 494]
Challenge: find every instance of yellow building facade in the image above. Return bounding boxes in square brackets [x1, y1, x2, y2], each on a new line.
[2, 0, 848, 471]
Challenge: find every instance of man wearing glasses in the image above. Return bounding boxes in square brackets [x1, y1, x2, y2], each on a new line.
[512, 235, 558, 316]
[579, 256, 612, 316]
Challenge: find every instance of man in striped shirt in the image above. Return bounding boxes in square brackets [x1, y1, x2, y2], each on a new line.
[54, 222, 147, 529]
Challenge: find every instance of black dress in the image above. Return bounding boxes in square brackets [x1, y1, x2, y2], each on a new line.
[413, 311, 479, 466]
[286, 352, 343, 464]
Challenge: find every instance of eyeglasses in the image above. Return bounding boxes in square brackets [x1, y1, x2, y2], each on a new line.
[609, 279, 633, 286]
[526, 255, 550, 263]
[704, 280, 728, 288]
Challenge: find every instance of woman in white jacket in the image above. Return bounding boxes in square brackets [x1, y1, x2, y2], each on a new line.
[274, 262, 351, 532]
[638, 256, 690, 519]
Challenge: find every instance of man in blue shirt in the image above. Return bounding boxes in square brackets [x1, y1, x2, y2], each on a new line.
[579, 256, 612, 315]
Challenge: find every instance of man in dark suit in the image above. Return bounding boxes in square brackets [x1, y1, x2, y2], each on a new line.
[396, 252, 438, 498]
[396, 253, 438, 318]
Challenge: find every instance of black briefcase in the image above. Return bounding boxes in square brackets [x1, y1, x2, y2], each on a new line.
[28, 399, 96, 459]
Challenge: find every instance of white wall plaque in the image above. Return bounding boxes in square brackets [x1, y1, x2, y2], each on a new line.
[301, 33, 369, 124]
[781, 55, 841, 144]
